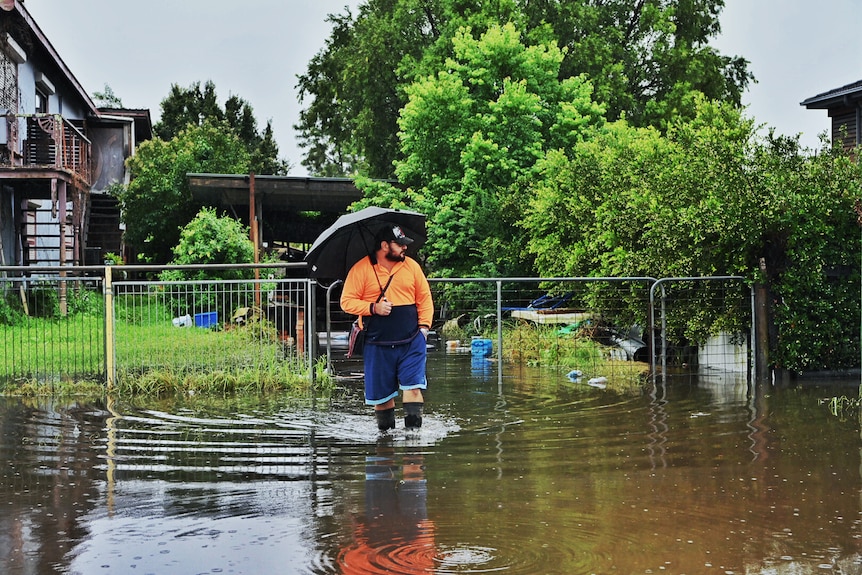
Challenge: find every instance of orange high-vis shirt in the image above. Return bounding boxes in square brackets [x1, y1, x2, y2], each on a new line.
[340, 255, 433, 330]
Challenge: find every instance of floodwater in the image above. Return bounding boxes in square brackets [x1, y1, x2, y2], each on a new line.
[2, 355, 862, 575]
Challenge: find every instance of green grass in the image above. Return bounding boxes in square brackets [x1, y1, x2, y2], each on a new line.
[0, 309, 329, 398]
[0, 313, 106, 378]
[1, 377, 107, 398]
[501, 321, 649, 394]
[1, 306, 648, 397]
[114, 318, 327, 396]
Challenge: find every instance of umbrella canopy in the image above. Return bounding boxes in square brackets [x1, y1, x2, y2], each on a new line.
[304, 206, 427, 279]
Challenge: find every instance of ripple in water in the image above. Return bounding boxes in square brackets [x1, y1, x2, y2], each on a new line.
[435, 545, 500, 572]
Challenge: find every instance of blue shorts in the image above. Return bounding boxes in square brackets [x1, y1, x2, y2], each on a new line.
[363, 332, 427, 405]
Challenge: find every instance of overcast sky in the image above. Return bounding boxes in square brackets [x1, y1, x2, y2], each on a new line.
[712, 0, 862, 149]
[23, 0, 862, 175]
[24, 0, 363, 175]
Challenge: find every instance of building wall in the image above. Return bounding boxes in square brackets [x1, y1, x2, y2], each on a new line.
[1, 34, 88, 163]
[829, 106, 859, 149]
[90, 123, 130, 192]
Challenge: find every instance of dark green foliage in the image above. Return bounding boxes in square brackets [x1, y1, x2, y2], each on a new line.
[115, 81, 291, 264]
[154, 81, 289, 174]
[359, 22, 605, 278]
[158, 208, 259, 320]
[115, 122, 251, 264]
[0, 289, 23, 325]
[161, 207, 256, 280]
[0, 283, 102, 325]
[295, 0, 751, 176]
[66, 284, 103, 316]
[522, 99, 862, 372]
[25, 283, 60, 318]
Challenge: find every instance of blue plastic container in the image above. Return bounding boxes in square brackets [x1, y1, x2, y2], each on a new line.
[471, 338, 493, 357]
[194, 311, 218, 328]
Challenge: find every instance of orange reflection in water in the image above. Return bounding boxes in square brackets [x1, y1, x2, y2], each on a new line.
[337, 443, 436, 574]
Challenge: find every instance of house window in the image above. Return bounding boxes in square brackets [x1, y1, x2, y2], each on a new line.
[35, 87, 48, 114]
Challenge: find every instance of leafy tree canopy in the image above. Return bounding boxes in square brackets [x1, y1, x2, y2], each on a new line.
[115, 121, 251, 264]
[155, 80, 290, 175]
[522, 97, 862, 371]
[295, 1, 438, 178]
[525, 99, 762, 279]
[359, 22, 605, 277]
[296, 0, 751, 177]
[521, 0, 751, 130]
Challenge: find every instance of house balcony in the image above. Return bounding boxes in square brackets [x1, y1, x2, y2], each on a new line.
[0, 113, 92, 187]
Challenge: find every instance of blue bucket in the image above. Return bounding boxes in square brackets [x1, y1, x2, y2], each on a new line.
[194, 311, 218, 328]
[471, 338, 493, 357]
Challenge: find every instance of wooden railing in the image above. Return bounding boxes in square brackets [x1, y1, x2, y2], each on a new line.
[20, 114, 91, 184]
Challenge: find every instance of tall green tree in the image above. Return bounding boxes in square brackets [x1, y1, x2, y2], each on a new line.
[296, 0, 750, 177]
[361, 22, 605, 277]
[525, 98, 764, 280]
[520, 0, 752, 129]
[115, 121, 251, 264]
[92, 84, 123, 108]
[296, 0, 454, 178]
[155, 80, 290, 175]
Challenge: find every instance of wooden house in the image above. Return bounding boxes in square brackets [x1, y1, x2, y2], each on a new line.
[0, 1, 151, 270]
[801, 79, 862, 150]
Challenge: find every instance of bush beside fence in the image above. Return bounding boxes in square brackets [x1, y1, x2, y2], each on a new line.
[324, 276, 754, 391]
[0, 265, 756, 393]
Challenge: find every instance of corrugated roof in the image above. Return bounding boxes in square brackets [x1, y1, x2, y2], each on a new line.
[187, 173, 366, 215]
[801, 79, 862, 109]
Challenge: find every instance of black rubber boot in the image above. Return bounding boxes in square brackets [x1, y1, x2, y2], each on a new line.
[375, 407, 396, 431]
[404, 402, 423, 430]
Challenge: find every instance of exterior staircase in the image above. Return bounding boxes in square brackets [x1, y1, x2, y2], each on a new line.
[85, 193, 122, 265]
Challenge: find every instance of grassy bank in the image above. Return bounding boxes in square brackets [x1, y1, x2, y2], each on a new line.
[446, 321, 651, 395]
[0, 311, 331, 397]
[2, 311, 647, 397]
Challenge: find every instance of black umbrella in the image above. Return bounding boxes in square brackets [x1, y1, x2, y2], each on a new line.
[304, 206, 427, 279]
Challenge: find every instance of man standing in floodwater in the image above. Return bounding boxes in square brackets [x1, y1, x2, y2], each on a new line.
[340, 224, 434, 431]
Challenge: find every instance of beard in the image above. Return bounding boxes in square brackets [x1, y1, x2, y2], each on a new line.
[385, 250, 406, 263]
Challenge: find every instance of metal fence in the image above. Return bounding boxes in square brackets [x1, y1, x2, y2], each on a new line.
[0, 269, 106, 384]
[0, 264, 315, 389]
[650, 277, 754, 383]
[111, 275, 312, 384]
[322, 276, 754, 387]
[0, 265, 754, 389]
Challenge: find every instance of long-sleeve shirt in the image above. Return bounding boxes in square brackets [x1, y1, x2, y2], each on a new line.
[341, 255, 434, 345]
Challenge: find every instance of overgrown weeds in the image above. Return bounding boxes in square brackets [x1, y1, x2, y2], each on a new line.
[443, 319, 650, 394]
[1, 376, 106, 398]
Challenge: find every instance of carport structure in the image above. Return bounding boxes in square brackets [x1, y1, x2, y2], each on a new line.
[186, 172, 371, 346]
[187, 173, 366, 261]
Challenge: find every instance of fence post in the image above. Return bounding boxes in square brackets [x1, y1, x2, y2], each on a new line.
[323, 280, 342, 373]
[496, 280, 503, 387]
[104, 265, 115, 390]
[754, 258, 770, 382]
[306, 278, 315, 378]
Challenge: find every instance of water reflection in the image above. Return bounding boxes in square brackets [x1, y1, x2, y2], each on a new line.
[0, 398, 105, 574]
[1, 356, 862, 574]
[337, 441, 436, 573]
[470, 355, 496, 382]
